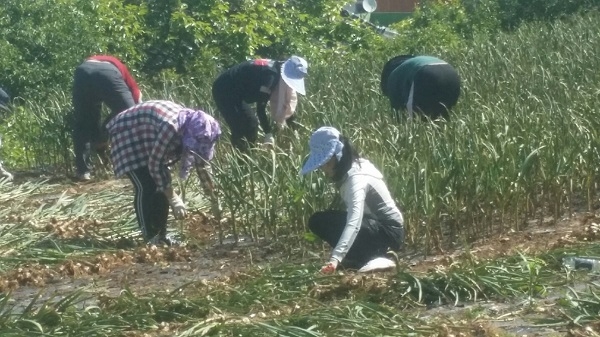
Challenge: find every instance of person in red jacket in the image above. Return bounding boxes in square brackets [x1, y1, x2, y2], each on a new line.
[71, 55, 143, 181]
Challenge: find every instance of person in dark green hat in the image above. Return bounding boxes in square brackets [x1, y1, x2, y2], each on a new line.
[381, 55, 461, 121]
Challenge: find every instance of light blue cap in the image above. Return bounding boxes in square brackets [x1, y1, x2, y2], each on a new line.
[300, 126, 344, 175]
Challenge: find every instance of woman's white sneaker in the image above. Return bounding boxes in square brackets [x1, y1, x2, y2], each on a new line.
[358, 257, 396, 273]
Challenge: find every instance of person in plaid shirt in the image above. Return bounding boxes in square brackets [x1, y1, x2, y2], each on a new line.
[106, 100, 221, 246]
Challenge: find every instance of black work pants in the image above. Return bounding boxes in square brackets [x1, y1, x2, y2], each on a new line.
[308, 210, 404, 269]
[72, 61, 135, 175]
[127, 167, 170, 241]
[212, 77, 259, 151]
[410, 63, 461, 120]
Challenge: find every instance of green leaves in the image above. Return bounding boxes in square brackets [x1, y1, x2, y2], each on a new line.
[0, 0, 387, 98]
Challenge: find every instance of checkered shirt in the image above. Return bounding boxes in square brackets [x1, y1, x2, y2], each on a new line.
[107, 100, 184, 192]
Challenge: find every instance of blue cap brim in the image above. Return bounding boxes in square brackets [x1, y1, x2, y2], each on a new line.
[300, 148, 335, 175]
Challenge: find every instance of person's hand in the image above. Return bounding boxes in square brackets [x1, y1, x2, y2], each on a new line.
[320, 259, 339, 274]
[169, 193, 187, 219]
[274, 122, 286, 132]
[263, 133, 274, 147]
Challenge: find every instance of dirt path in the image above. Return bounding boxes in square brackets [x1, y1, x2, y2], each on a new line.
[403, 212, 599, 273]
[2, 177, 599, 336]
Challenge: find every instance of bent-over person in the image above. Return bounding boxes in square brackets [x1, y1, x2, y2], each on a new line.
[107, 100, 221, 246]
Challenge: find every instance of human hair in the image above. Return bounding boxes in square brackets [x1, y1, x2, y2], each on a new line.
[332, 135, 360, 182]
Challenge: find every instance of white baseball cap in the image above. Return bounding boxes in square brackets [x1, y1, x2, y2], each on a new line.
[281, 56, 308, 95]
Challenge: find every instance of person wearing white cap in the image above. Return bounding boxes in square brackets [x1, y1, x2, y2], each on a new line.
[301, 126, 405, 273]
[212, 55, 308, 151]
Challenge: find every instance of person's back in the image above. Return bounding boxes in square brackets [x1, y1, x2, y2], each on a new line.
[382, 54, 461, 121]
[343, 160, 402, 219]
[217, 59, 280, 103]
[338, 158, 404, 251]
[389, 56, 446, 100]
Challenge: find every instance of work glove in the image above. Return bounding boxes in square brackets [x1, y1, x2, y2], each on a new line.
[320, 258, 339, 274]
[169, 193, 187, 219]
[263, 133, 274, 147]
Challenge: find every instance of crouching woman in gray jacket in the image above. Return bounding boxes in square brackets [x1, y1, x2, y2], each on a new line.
[301, 126, 404, 273]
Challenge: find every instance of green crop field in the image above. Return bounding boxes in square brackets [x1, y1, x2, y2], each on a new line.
[0, 1, 599, 336]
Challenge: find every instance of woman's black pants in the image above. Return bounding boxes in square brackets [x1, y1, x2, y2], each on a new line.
[308, 210, 404, 269]
[127, 167, 170, 241]
[212, 78, 259, 151]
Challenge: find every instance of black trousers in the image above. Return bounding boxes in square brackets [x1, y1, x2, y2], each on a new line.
[127, 167, 170, 241]
[309, 210, 404, 269]
[72, 61, 135, 175]
[212, 78, 259, 151]
[410, 63, 461, 120]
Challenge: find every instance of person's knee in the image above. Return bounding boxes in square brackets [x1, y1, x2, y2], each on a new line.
[245, 129, 258, 144]
[446, 87, 461, 109]
[235, 121, 258, 146]
[391, 228, 405, 251]
[92, 141, 109, 155]
[415, 104, 444, 121]
[153, 190, 168, 203]
[308, 212, 327, 233]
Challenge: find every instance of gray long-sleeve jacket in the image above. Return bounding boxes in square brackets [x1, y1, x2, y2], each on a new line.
[332, 158, 404, 263]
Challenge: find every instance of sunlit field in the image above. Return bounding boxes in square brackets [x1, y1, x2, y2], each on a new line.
[0, 11, 599, 337]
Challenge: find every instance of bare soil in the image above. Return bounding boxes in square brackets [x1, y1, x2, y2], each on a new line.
[1, 177, 599, 336]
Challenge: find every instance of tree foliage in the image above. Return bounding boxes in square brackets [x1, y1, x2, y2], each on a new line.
[0, 0, 101, 97]
[385, 0, 599, 57]
[0, 0, 383, 98]
[0, 0, 599, 170]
